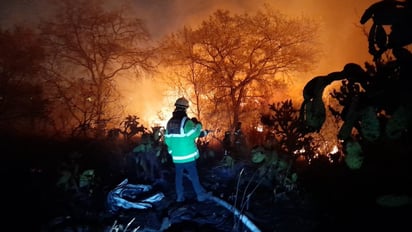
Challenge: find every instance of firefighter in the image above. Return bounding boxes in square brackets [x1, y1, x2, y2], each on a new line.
[164, 97, 210, 203]
[133, 133, 161, 182]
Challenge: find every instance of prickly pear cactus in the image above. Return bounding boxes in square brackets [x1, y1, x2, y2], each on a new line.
[386, 105, 412, 140]
[304, 99, 326, 132]
[376, 194, 412, 207]
[251, 146, 266, 164]
[344, 140, 364, 170]
[360, 106, 380, 142]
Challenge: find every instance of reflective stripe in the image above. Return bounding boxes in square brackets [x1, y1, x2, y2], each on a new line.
[172, 151, 198, 161]
[165, 124, 199, 138]
[180, 117, 187, 134]
[186, 126, 198, 136]
[165, 133, 186, 138]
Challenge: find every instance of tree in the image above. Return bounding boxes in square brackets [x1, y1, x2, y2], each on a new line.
[0, 26, 49, 135]
[160, 59, 209, 122]
[40, 0, 156, 137]
[159, 4, 320, 131]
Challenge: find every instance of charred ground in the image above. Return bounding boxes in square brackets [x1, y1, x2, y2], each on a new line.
[1, 133, 411, 232]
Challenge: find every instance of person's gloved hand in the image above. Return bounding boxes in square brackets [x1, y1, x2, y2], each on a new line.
[199, 130, 208, 138]
[191, 117, 201, 125]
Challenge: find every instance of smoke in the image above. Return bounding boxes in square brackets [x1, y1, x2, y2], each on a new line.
[123, 0, 376, 69]
[118, 75, 172, 128]
[128, 0, 377, 103]
[0, 0, 379, 126]
[1, 0, 377, 73]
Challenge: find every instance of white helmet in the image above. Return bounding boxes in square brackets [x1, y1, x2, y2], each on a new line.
[174, 97, 189, 109]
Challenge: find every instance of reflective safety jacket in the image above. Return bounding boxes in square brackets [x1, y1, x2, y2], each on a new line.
[164, 112, 202, 164]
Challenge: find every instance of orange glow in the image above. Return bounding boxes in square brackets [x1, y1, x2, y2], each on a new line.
[0, 0, 379, 128]
[118, 76, 174, 128]
[121, 0, 378, 126]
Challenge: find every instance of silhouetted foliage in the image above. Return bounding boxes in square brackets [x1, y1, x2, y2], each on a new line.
[107, 115, 147, 143]
[299, 0, 412, 170]
[360, 0, 412, 61]
[261, 99, 316, 161]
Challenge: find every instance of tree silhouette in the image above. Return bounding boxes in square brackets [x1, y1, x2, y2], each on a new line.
[161, 60, 210, 123]
[159, 4, 320, 131]
[40, 0, 156, 137]
[0, 26, 48, 135]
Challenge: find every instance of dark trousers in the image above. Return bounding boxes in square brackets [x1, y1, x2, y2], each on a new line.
[174, 160, 205, 201]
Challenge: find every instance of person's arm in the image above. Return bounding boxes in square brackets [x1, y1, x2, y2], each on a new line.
[185, 118, 202, 140]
